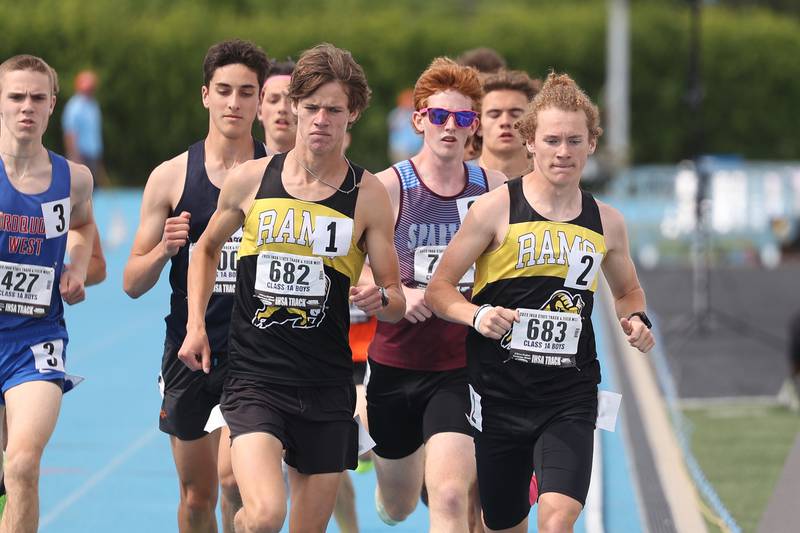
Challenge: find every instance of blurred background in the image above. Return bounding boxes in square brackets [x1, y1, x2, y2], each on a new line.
[3, 1, 800, 532]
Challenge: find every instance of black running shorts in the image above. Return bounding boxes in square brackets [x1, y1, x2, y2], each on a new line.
[472, 389, 597, 530]
[366, 358, 472, 460]
[221, 376, 358, 474]
[158, 340, 227, 440]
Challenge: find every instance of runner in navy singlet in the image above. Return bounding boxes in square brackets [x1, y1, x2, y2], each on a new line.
[123, 40, 270, 533]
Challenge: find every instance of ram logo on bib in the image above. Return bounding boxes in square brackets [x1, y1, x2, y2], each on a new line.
[251, 251, 330, 330]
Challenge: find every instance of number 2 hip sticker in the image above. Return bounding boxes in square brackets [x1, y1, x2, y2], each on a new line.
[564, 250, 603, 290]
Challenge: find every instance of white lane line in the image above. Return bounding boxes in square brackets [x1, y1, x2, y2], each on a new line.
[40, 427, 160, 528]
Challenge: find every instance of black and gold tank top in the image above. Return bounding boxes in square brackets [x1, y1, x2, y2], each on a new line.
[468, 177, 606, 405]
[229, 152, 366, 386]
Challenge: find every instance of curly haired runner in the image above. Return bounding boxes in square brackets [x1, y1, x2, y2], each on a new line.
[426, 72, 655, 533]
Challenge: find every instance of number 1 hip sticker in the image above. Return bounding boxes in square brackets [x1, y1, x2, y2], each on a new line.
[41, 198, 71, 239]
[564, 250, 603, 290]
[312, 216, 353, 257]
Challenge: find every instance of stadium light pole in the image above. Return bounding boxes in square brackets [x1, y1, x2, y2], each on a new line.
[606, 0, 631, 175]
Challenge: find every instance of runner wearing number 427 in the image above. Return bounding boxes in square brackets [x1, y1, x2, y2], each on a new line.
[123, 40, 270, 533]
[426, 71, 655, 533]
[0, 54, 96, 533]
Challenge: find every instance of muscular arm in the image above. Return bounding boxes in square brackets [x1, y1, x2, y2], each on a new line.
[69, 213, 106, 286]
[353, 173, 405, 323]
[426, 193, 498, 326]
[426, 189, 519, 338]
[600, 202, 654, 352]
[178, 160, 263, 372]
[122, 158, 186, 298]
[61, 163, 94, 304]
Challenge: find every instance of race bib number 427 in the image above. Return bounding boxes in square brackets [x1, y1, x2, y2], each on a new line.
[0, 261, 55, 317]
[508, 308, 583, 367]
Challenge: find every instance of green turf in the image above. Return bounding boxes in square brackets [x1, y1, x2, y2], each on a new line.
[683, 404, 800, 533]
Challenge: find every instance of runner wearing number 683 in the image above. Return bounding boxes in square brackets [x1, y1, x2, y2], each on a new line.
[425, 71, 654, 533]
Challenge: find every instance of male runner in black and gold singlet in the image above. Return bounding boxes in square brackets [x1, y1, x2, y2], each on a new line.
[426, 72, 654, 533]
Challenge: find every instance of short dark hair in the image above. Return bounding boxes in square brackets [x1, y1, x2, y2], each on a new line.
[203, 39, 271, 89]
[267, 58, 296, 78]
[457, 47, 506, 74]
[0, 54, 59, 96]
[482, 69, 540, 102]
[288, 43, 371, 118]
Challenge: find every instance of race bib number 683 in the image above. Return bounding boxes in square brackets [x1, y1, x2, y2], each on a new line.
[509, 308, 582, 367]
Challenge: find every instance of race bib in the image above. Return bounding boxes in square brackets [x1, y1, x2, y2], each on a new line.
[349, 302, 369, 324]
[508, 308, 583, 366]
[41, 197, 70, 239]
[189, 228, 242, 295]
[0, 260, 55, 317]
[456, 196, 481, 223]
[413, 246, 474, 288]
[255, 251, 326, 309]
[31, 339, 65, 373]
[564, 250, 603, 290]
[312, 216, 353, 257]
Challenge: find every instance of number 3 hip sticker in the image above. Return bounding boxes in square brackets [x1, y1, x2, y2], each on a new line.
[564, 250, 603, 290]
[41, 198, 71, 239]
[31, 339, 65, 373]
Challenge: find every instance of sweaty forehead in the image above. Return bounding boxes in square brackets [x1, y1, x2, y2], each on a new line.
[1, 69, 52, 95]
[536, 107, 589, 135]
[426, 89, 473, 110]
[209, 63, 259, 87]
[263, 76, 290, 95]
[301, 81, 349, 106]
[483, 89, 528, 110]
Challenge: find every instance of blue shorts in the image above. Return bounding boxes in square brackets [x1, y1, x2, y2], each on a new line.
[0, 331, 74, 404]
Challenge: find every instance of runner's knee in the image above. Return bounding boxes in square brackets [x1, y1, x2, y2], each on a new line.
[429, 480, 468, 519]
[4, 450, 42, 490]
[180, 482, 217, 515]
[244, 501, 286, 533]
[538, 506, 579, 533]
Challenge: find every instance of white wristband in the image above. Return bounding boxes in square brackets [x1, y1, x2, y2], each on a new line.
[473, 304, 492, 332]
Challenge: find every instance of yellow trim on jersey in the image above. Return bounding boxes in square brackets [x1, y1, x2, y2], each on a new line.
[474, 221, 606, 295]
[239, 198, 365, 284]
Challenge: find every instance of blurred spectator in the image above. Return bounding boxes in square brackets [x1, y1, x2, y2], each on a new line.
[387, 88, 422, 163]
[457, 47, 506, 74]
[62, 70, 108, 186]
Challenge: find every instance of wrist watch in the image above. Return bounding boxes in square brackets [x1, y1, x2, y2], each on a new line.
[628, 311, 652, 329]
[378, 286, 389, 308]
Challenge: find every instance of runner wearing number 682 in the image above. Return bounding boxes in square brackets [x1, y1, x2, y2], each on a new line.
[425, 71, 654, 533]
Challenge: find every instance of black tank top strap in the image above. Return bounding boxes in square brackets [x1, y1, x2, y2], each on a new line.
[574, 191, 603, 234]
[256, 152, 288, 200]
[507, 176, 534, 224]
[253, 140, 267, 159]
